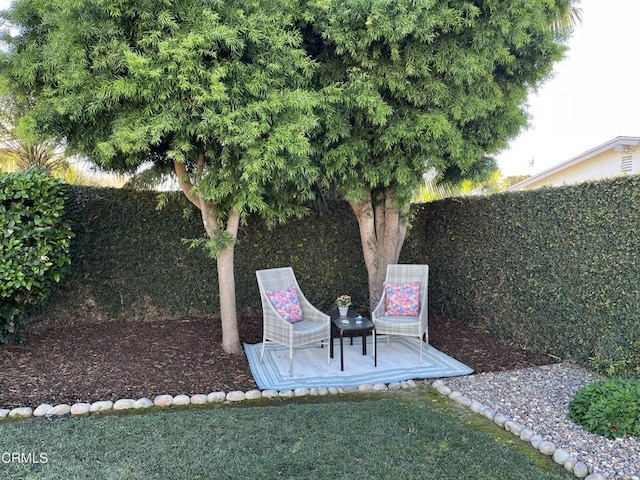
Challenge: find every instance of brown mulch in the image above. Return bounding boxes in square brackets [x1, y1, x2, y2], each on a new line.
[0, 314, 558, 409]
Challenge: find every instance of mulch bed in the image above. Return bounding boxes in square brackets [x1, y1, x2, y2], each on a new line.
[0, 313, 558, 409]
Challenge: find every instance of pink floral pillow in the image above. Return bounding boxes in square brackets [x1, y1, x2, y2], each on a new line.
[266, 285, 303, 323]
[384, 281, 421, 316]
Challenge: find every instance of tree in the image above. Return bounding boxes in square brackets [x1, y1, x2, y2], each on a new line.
[302, 0, 573, 309]
[0, 76, 70, 175]
[2, 0, 320, 353]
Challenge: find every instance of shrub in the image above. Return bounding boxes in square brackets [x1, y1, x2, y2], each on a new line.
[0, 168, 73, 342]
[568, 378, 640, 439]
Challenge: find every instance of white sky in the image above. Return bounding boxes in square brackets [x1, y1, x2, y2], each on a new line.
[2, 0, 637, 177]
[496, 0, 640, 176]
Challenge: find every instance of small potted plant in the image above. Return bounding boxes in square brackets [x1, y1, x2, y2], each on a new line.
[336, 295, 352, 317]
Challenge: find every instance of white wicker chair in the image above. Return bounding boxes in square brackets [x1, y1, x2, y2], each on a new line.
[256, 267, 331, 376]
[372, 264, 429, 363]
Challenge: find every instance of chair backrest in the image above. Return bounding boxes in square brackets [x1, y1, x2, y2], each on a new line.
[256, 267, 298, 294]
[385, 264, 429, 312]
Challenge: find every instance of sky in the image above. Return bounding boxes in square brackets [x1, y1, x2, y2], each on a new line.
[496, 0, 640, 176]
[2, 0, 638, 178]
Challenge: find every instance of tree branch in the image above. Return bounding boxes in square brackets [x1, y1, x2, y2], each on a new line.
[174, 158, 201, 210]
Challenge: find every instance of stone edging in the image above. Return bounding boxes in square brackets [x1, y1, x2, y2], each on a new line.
[0, 380, 417, 421]
[431, 379, 605, 480]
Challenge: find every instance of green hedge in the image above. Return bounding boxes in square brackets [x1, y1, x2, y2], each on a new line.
[415, 176, 640, 379]
[26, 177, 640, 379]
[0, 169, 73, 342]
[27, 187, 369, 327]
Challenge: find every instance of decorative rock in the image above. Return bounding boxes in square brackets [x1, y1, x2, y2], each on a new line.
[70, 403, 91, 416]
[563, 456, 578, 472]
[9, 407, 33, 419]
[469, 400, 484, 413]
[172, 395, 191, 406]
[294, 387, 309, 397]
[357, 384, 373, 392]
[261, 390, 278, 399]
[48, 404, 71, 416]
[448, 391, 462, 401]
[134, 398, 154, 409]
[327, 387, 339, 395]
[278, 390, 294, 398]
[552, 448, 571, 465]
[436, 385, 452, 396]
[90, 401, 113, 413]
[529, 434, 543, 449]
[317, 386, 329, 395]
[585, 475, 605, 480]
[511, 421, 524, 436]
[207, 392, 226, 403]
[373, 383, 388, 391]
[493, 412, 508, 427]
[406, 380, 417, 388]
[455, 395, 472, 407]
[245, 390, 262, 400]
[226, 391, 245, 402]
[538, 440, 556, 456]
[0, 409, 10, 419]
[308, 388, 318, 396]
[154, 395, 173, 407]
[519, 428, 536, 442]
[388, 382, 402, 391]
[573, 463, 589, 478]
[431, 379, 445, 388]
[190, 394, 208, 405]
[342, 386, 357, 393]
[481, 407, 496, 420]
[504, 420, 524, 436]
[113, 399, 136, 411]
[33, 404, 54, 417]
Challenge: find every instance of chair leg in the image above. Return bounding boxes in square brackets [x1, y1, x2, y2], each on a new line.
[326, 338, 330, 365]
[419, 336, 424, 364]
[260, 338, 267, 364]
[289, 346, 294, 376]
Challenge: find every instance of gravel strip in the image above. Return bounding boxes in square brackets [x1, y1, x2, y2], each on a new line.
[442, 362, 640, 479]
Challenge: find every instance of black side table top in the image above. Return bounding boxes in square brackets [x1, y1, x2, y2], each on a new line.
[327, 309, 374, 333]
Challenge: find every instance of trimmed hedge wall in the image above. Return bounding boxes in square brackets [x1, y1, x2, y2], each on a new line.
[27, 187, 369, 326]
[26, 177, 640, 378]
[412, 176, 640, 378]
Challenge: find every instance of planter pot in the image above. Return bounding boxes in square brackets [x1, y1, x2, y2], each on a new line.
[338, 306, 349, 317]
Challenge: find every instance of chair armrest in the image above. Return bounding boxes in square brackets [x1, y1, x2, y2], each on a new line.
[300, 301, 331, 324]
[372, 291, 386, 319]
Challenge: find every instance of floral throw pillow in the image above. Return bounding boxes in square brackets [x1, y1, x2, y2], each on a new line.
[384, 281, 421, 316]
[266, 285, 303, 323]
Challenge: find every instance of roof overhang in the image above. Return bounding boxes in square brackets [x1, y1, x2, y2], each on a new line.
[506, 136, 640, 191]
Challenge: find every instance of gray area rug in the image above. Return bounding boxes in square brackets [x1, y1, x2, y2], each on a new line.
[244, 336, 473, 390]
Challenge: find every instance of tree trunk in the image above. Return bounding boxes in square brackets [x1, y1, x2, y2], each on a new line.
[348, 188, 408, 312]
[215, 209, 242, 354]
[175, 156, 242, 355]
[199, 200, 242, 355]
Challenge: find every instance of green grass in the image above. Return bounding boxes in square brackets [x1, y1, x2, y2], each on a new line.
[0, 391, 574, 480]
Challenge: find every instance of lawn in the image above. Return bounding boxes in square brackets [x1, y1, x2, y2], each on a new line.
[0, 390, 574, 480]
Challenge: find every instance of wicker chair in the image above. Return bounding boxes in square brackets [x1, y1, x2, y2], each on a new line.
[256, 267, 331, 376]
[372, 264, 429, 363]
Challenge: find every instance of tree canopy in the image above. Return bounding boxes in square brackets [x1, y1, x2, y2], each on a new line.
[1, 0, 574, 327]
[300, 0, 572, 306]
[2, 0, 321, 353]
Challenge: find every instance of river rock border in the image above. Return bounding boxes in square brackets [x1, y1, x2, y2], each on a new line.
[0, 380, 416, 422]
[430, 379, 605, 480]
